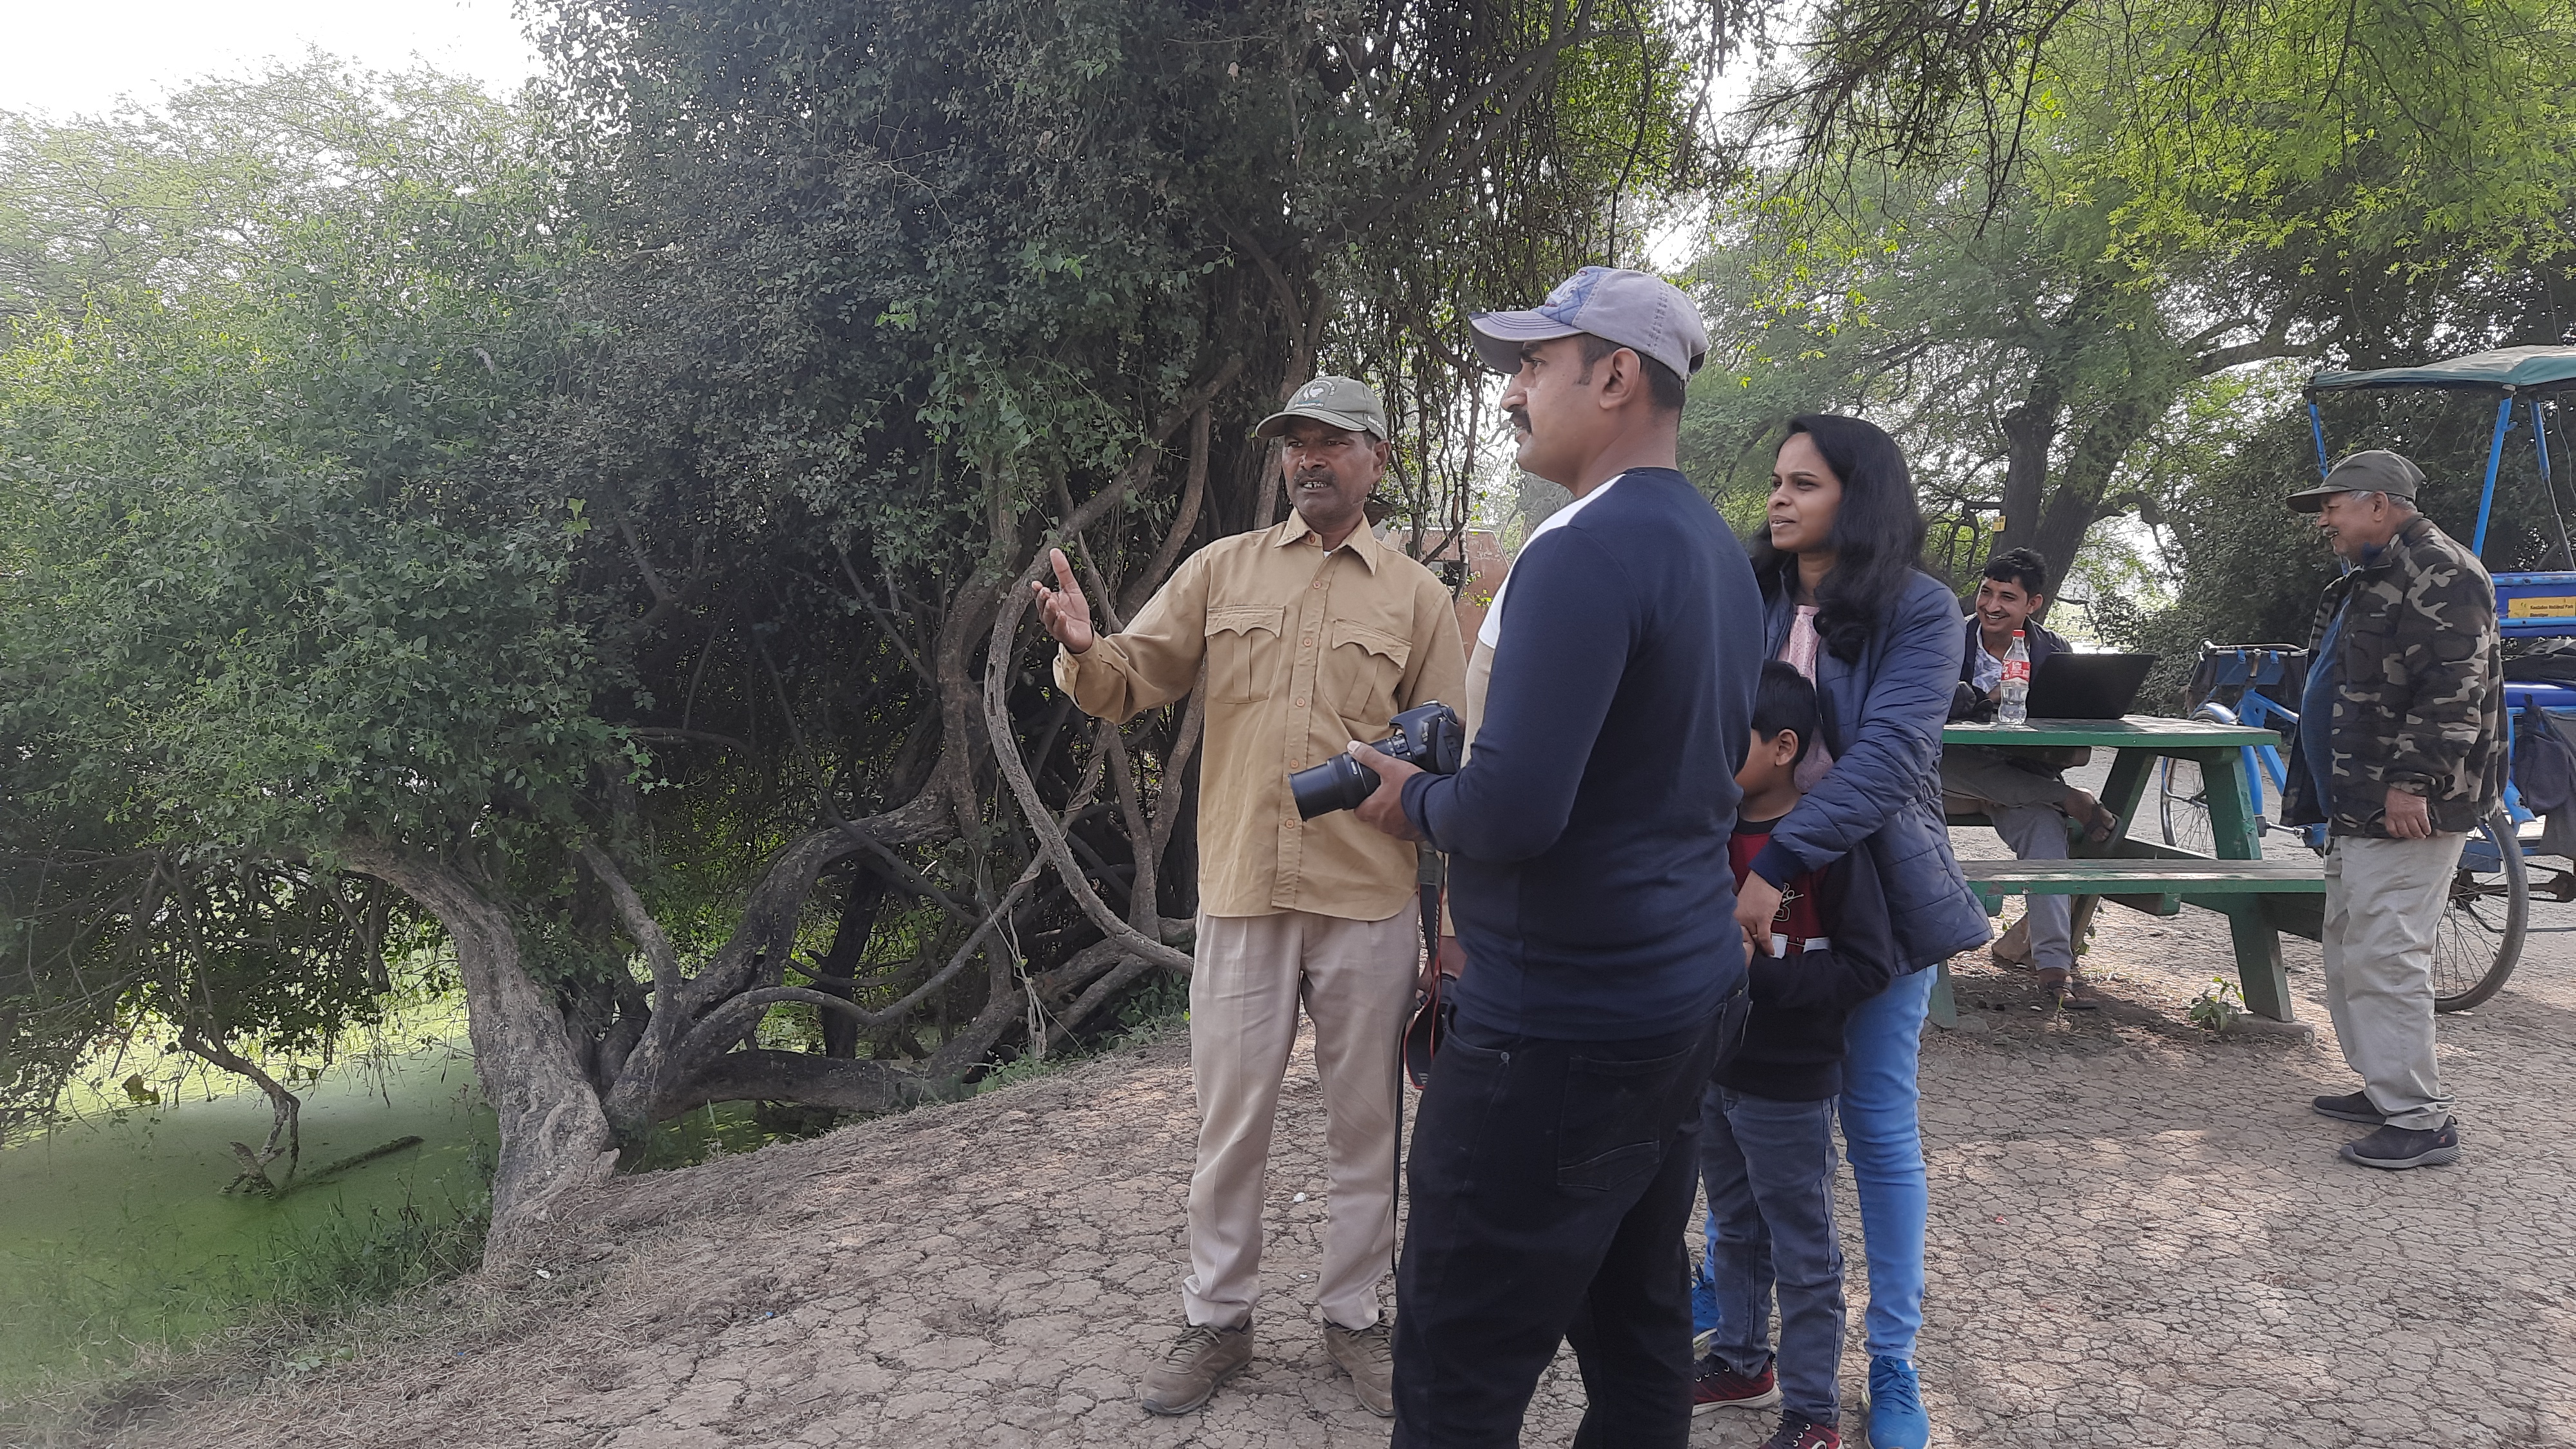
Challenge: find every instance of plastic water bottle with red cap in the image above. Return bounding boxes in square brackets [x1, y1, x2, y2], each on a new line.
[1998, 629, 2031, 725]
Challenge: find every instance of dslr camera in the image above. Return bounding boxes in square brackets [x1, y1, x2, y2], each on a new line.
[1288, 701, 1465, 820]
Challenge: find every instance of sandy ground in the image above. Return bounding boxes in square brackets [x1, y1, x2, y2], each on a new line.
[66, 828, 2576, 1449]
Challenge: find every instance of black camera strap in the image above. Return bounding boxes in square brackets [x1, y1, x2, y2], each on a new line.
[1392, 846, 1447, 1280]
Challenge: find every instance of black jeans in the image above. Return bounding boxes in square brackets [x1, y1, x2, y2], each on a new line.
[1390, 998, 1738, 1447]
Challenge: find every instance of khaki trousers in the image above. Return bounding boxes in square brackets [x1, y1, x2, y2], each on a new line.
[2321, 832, 2465, 1131]
[1184, 904, 1417, 1331]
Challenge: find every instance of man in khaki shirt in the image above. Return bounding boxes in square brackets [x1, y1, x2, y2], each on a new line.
[1032, 376, 1466, 1419]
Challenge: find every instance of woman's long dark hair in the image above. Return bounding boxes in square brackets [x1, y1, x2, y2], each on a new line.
[1748, 413, 1928, 663]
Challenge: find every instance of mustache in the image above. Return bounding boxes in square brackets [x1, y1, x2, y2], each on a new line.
[1506, 407, 1530, 433]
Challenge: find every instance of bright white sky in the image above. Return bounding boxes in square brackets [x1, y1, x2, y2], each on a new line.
[0, 0, 543, 118]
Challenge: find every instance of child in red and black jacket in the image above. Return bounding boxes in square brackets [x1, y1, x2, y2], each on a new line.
[1689, 661, 1899, 1449]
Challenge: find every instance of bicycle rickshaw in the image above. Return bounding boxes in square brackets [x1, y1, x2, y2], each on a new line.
[2159, 344, 2576, 1011]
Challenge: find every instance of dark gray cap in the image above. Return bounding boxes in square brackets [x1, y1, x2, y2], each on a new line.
[2286, 449, 2426, 513]
[1253, 375, 1389, 440]
[1468, 266, 1710, 381]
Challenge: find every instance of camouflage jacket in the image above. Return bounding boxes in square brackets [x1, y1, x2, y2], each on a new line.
[2280, 514, 2503, 837]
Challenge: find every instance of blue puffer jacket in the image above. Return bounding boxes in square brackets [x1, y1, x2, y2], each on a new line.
[1747, 567, 1991, 973]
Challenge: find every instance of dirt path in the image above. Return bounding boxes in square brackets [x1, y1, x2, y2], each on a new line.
[73, 858, 2576, 1448]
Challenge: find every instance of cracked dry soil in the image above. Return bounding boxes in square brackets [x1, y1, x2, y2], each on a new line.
[76, 862, 2576, 1449]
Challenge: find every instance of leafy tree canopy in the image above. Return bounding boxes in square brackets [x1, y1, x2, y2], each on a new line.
[1682, 0, 2576, 600]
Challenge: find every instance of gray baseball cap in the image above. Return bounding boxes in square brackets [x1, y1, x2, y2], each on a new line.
[1253, 375, 1389, 440]
[1468, 266, 1710, 381]
[2286, 449, 2426, 512]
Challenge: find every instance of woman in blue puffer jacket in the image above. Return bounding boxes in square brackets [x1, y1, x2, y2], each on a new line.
[1724, 414, 1988, 1449]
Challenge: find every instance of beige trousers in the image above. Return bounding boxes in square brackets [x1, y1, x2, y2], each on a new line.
[2321, 832, 2465, 1131]
[1183, 903, 1418, 1331]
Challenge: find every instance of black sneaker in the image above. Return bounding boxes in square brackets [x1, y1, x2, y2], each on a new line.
[2311, 1091, 2386, 1125]
[2340, 1118, 2459, 1170]
[1760, 1410, 1842, 1449]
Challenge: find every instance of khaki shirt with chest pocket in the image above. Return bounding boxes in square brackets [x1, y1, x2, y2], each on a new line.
[1056, 515, 1469, 922]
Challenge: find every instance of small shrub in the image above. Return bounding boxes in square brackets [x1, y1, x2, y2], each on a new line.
[2188, 977, 2245, 1035]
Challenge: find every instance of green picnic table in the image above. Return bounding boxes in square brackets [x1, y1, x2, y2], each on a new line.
[1937, 715, 2324, 1025]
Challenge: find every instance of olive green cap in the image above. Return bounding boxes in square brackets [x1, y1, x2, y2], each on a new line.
[1253, 375, 1389, 440]
[2286, 449, 2426, 513]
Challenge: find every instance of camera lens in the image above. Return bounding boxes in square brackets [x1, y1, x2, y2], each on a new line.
[1288, 753, 1377, 820]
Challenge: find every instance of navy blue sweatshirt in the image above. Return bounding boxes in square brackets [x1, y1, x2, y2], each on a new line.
[1401, 468, 1763, 1039]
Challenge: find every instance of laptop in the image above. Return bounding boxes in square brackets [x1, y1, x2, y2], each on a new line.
[2023, 652, 2159, 720]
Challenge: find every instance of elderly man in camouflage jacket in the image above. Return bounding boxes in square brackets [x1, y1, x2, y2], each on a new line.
[2280, 450, 2502, 1171]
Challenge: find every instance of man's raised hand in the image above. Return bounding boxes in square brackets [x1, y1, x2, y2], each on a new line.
[1031, 547, 1096, 654]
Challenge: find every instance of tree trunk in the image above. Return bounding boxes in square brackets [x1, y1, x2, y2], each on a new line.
[2029, 386, 2174, 591]
[334, 838, 619, 1262]
[812, 869, 887, 1058]
[1995, 378, 2064, 569]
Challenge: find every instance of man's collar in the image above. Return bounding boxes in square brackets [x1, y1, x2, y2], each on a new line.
[2351, 513, 2432, 570]
[1274, 509, 1383, 571]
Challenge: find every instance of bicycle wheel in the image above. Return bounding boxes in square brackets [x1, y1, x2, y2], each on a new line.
[2159, 757, 2216, 857]
[2434, 809, 2527, 1012]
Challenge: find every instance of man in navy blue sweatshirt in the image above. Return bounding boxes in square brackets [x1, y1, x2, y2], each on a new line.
[1350, 265, 1765, 1447]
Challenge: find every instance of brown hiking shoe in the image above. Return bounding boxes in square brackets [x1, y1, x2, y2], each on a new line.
[1323, 1320, 1394, 1417]
[1139, 1322, 1253, 1415]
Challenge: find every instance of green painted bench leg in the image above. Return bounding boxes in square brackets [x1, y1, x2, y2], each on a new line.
[2224, 899, 2295, 1021]
[2069, 893, 2102, 959]
[1929, 958, 1960, 1029]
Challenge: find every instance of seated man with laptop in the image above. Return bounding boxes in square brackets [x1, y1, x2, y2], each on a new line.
[1941, 549, 2148, 1009]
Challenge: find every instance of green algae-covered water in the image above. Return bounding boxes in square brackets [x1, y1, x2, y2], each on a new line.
[0, 1031, 495, 1393]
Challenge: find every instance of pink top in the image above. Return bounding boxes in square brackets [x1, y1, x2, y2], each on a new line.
[1779, 605, 1837, 792]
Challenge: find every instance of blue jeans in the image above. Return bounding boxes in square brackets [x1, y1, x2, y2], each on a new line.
[1692, 1087, 1846, 1425]
[1691, 964, 1931, 1363]
[1842, 963, 1931, 1359]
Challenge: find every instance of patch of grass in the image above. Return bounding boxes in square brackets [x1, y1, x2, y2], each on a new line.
[261, 1157, 492, 1311]
[0, 1139, 494, 1441]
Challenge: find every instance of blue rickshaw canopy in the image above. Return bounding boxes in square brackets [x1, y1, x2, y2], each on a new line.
[2309, 345, 2576, 396]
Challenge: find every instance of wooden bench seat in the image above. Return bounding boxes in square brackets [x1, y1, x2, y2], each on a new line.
[1958, 857, 2325, 915]
[1940, 856, 2327, 1028]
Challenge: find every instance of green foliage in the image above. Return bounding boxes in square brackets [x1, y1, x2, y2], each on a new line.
[0, 62, 587, 1136]
[0, 65, 599, 848]
[14, 0, 2565, 1227]
[3, 0, 1744, 1171]
[2188, 976, 2245, 1035]
[0, 63, 551, 320]
[1683, 0, 2576, 594]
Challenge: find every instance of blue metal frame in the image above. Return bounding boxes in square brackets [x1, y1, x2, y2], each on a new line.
[2535, 398, 2554, 495]
[2313, 388, 2535, 558]
[2473, 395, 2516, 553]
[2183, 647, 2326, 850]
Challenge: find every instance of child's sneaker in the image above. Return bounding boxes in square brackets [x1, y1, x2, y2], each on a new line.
[1759, 1410, 1841, 1449]
[1690, 1353, 1782, 1415]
